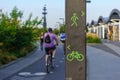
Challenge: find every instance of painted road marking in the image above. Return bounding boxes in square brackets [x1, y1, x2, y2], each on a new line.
[18, 71, 54, 77]
[18, 72, 31, 76]
[60, 60, 63, 63]
[55, 65, 59, 67]
[33, 72, 47, 76]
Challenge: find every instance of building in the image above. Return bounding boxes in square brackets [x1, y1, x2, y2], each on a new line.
[87, 9, 120, 41]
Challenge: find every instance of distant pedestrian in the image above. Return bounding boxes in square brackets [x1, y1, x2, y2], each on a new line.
[40, 32, 44, 51]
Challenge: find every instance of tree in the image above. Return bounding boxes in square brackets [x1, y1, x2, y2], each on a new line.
[53, 28, 59, 35]
[59, 24, 65, 33]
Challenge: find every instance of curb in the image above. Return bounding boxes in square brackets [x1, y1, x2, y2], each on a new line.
[0, 47, 38, 69]
[0, 47, 45, 80]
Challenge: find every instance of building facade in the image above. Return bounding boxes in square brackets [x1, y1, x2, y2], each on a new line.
[87, 9, 120, 41]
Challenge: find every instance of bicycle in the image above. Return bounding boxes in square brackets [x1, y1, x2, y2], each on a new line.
[46, 49, 55, 73]
[66, 51, 84, 62]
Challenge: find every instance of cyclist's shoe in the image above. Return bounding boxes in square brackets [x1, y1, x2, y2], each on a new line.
[46, 67, 49, 73]
[45, 63, 49, 66]
[52, 55, 55, 59]
[52, 57, 55, 62]
[52, 56, 55, 59]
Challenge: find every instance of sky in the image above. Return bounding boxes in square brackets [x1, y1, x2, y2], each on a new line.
[87, 0, 120, 24]
[0, 0, 120, 28]
[0, 0, 65, 28]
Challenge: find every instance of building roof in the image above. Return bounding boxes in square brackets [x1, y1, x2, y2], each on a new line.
[97, 16, 109, 24]
[109, 9, 120, 19]
[88, 9, 120, 27]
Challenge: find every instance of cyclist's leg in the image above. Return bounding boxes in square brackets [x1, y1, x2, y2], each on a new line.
[41, 42, 43, 51]
[45, 48, 50, 65]
[50, 47, 55, 68]
[52, 46, 56, 59]
[64, 40, 66, 55]
[63, 42, 66, 55]
[61, 40, 65, 55]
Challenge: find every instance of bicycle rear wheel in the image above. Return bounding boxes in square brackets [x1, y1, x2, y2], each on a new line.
[50, 51, 55, 69]
[46, 55, 51, 73]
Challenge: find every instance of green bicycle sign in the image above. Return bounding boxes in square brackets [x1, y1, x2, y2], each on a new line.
[66, 51, 84, 62]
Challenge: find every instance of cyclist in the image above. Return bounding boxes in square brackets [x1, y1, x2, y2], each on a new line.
[44, 28, 58, 66]
[60, 33, 66, 55]
[40, 32, 44, 51]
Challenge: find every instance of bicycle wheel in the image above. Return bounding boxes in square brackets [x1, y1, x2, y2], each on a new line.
[77, 54, 84, 62]
[46, 55, 51, 73]
[50, 51, 55, 69]
[66, 54, 74, 61]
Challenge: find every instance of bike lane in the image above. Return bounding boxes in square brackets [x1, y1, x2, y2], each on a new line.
[7, 45, 65, 80]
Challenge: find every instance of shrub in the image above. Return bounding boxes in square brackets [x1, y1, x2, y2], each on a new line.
[86, 33, 101, 43]
[0, 53, 17, 65]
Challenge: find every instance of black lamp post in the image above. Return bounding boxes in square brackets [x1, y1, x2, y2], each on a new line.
[86, 0, 91, 3]
[0, 9, 2, 23]
[42, 5, 47, 28]
[59, 18, 64, 25]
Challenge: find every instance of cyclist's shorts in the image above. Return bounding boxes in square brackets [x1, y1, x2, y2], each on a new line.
[45, 46, 56, 55]
[60, 40, 65, 44]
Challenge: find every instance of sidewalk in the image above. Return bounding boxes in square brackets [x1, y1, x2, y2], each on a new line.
[0, 45, 45, 80]
[88, 39, 120, 57]
[102, 39, 120, 56]
[103, 43, 120, 55]
[87, 46, 120, 80]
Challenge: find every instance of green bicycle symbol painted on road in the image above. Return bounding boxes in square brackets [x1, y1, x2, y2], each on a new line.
[66, 51, 84, 62]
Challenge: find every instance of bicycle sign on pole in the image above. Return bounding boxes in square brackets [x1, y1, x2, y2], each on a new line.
[66, 51, 84, 62]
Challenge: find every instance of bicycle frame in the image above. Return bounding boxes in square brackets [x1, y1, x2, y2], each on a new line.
[46, 49, 54, 73]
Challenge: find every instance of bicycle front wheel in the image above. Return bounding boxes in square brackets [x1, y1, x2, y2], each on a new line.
[46, 56, 51, 73]
[77, 54, 84, 62]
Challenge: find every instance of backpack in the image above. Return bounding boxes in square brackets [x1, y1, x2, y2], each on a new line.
[44, 34, 51, 43]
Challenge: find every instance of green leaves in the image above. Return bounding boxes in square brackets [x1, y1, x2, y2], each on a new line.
[10, 6, 23, 20]
[0, 7, 43, 52]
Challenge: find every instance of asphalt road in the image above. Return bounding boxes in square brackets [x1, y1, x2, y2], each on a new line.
[7, 45, 65, 80]
[3, 40, 120, 80]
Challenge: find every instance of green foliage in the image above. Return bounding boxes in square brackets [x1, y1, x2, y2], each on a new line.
[86, 33, 102, 43]
[0, 7, 43, 66]
[59, 24, 65, 33]
[53, 28, 59, 35]
[0, 52, 17, 65]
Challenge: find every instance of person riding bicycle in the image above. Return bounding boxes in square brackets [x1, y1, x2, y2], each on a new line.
[44, 28, 58, 66]
[40, 32, 44, 51]
[60, 33, 66, 54]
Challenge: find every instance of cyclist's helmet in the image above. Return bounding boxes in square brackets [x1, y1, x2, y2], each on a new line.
[60, 33, 66, 40]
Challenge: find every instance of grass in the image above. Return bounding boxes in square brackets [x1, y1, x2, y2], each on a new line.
[0, 44, 36, 66]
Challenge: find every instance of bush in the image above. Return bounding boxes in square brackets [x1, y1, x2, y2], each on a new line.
[0, 53, 17, 65]
[0, 7, 42, 66]
[0, 44, 36, 66]
[86, 33, 101, 43]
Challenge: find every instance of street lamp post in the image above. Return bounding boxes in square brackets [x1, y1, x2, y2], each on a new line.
[59, 18, 64, 25]
[0, 9, 2, 23]
[56, 22, 61, 35]
[86, 0, 91, 3]
[42, 5, 47, 28]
